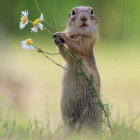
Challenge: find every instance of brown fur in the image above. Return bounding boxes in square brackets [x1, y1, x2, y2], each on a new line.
[53, 6, 102, 133]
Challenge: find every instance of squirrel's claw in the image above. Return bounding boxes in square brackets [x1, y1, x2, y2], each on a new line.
[53, 32, 66, 47]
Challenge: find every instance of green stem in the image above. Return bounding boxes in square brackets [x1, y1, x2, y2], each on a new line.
[34, 0, 56, 33]
[41, 52, 65, 69]
[28, 20, 33, 24]
[33, 45, 65, 69]
[43, 26, 53, 35]
[34, 0, 42, 14]
[33, 44, 61, 55]
[45, 20, 56, 33]
[41, 51, 60, 55]
[63, 46, 113, 133]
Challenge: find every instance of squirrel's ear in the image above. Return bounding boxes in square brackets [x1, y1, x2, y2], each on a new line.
[68, 13, 71, 19]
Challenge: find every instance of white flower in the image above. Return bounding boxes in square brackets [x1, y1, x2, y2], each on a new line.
[19, 10, 29, 29]
[40, 13, 44, 21]
[31, 14, 44, 32]
[21, 39, 34, 50]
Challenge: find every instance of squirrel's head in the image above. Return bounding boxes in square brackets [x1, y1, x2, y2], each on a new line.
[66, 6, 98, 36]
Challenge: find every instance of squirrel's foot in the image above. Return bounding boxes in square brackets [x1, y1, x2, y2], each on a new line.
[53, 32, 66, 47]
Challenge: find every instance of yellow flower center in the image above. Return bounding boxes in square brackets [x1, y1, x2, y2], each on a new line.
[21, 16, 27, 23]
[26, 39, 32, 45]
[33, 19, 41, 27]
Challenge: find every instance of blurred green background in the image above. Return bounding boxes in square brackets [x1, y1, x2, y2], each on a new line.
[1, 0, 140, 40]
[0, 0, 140, 138]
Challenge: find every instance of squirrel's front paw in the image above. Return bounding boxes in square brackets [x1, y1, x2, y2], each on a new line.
[53, 32, 66, 47]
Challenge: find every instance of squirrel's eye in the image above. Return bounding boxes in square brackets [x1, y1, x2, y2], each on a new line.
[72, 10, 76, 16]
[91, 10, 93, 14]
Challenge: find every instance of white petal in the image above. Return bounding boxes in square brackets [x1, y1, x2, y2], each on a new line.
[40, 13, 44, 21]
[22, 43, 26, 47]
[21, 41, 26, 44]
[25, 11, 28, 16]
[22, 44, 26, 49]
[24, 45, 29, 50]
[22, 44, 33, 50]
[31, 27, 38, 32]
[22, 10, 28, 16]
[38, 23, 43, 30]
[22, 11, 26, 16]
[20, 23, 25, 29]
[25, 20, 28, 25]
[28, 45, 34, 50]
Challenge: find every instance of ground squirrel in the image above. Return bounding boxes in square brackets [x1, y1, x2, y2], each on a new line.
[53, 6, 102, 132]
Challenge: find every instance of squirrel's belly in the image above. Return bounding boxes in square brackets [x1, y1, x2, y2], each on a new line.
[60, 63, 101, 124]
[61, 65, 93, 110]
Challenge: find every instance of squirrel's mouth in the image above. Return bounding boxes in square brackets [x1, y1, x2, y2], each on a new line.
[79, 23, 89, 28]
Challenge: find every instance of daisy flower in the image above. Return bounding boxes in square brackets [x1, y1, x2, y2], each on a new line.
[21, 39, 34, 50]
[19, 10, 29, 29]
[31, 14, 44, 33]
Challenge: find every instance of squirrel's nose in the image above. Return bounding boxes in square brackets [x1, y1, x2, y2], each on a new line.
[80, 16, 87, 22]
